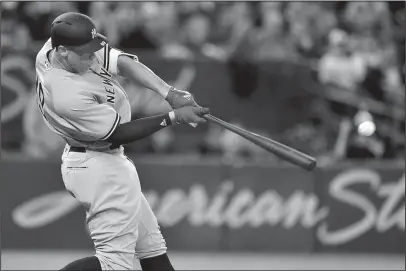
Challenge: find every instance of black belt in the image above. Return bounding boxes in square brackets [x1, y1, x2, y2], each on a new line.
[70, 145, 120, 153]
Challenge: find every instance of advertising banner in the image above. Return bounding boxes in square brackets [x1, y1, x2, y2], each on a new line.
[1, 158, 404, 253]
[221, 165, 315, 252]
[314, 164, 405, 253]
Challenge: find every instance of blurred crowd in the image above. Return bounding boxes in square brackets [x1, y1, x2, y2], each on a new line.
[1, 1, 405, 164]
[2, 1, 404, 62]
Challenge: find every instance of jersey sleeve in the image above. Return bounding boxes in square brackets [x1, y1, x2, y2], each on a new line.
[53, 80, 121, 141]
[95, 43, 138, 76]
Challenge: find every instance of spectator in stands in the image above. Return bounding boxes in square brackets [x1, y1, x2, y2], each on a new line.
[253, 2, 298, 61]
[343, 2, 404, 109]
[18, 2, 78, 41]
[318, 28, 367, 91]
[89, 2, 162, 50]
[343, 2, 400, 90]
[287, 2, 337, 59]
[317, 24, 402, 161]
[142, 2, 179, 50]
[1, 5, 31, 51]
[182, 12, 212, 55]
[160, 11, 225, 60]
[216, 2, 256, 59]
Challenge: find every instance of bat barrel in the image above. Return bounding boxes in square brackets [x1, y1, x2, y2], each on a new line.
[203, 114, 317, 171]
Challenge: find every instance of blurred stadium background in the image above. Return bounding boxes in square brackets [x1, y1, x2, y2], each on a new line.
[1, 1, 405, 270]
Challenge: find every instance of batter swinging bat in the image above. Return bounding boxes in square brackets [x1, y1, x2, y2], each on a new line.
[203, 114, 317, 171]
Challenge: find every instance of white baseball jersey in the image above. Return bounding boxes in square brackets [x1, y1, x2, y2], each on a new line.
[35, 39, 138, 151]
[36, 39, 168, 270]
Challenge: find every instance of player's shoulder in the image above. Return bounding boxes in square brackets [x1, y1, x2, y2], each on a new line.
[94, 43, 138, 73]
[35, 38, 53, 67]
[36, 39, 67, 81]
[36, 40, 74, 81]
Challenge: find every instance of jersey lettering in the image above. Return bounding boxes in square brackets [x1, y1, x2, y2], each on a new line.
[102, 79, 113, 87]
[100, 67, 112, 78]
[105, 86, 115, 104]
[107, 95, 115, 104]
[100, 75, 115, 104]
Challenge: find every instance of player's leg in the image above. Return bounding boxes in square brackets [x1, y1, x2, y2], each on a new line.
[135, 194, 174, 271]
[60, 256, 102, 270]
[61, 150, 143, 270]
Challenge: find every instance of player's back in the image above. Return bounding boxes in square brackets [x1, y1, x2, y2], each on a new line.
[35, 39, 131, 152]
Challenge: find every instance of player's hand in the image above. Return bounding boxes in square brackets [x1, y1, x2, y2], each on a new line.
[173, 106, 210, 124]
[165, 87, 198, 109]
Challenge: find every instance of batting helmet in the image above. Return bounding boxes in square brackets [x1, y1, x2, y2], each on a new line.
[50, 12, 108, 53]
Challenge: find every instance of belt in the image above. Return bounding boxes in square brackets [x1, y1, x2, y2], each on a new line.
[70, 145, 120, 153]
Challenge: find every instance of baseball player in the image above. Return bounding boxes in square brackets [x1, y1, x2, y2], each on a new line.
[35, 12, 209, 270]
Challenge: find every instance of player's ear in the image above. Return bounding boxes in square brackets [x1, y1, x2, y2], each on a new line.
[58, 46, 69, 56]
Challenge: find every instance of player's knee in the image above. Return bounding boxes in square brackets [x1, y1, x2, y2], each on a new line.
[136, 231, 167, 259]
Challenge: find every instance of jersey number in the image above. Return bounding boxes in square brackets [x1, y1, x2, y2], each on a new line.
[36, 77, 46, 119]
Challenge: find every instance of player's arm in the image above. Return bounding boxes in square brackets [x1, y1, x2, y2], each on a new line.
[53, 80, 209, 145]
[107, 106, 208, 145]
[117, 55, 170, 98]
[96, 44, 198, 109]
[117, 55, 199, 109]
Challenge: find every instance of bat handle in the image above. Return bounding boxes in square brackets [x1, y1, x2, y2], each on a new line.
[203, 114, 223, 125]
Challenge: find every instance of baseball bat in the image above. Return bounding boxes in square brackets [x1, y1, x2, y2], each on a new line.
[203, 114, 317, 171]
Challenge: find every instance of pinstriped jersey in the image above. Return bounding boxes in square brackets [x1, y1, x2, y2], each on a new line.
[35, 38, 138, 151]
